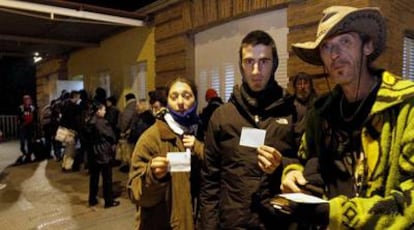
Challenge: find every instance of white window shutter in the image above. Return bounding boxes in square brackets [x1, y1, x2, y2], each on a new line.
[403, 36, 414, 80]
[195, 9, 288, 110]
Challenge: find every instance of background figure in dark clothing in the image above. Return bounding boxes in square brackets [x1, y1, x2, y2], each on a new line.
[127, 99, 155, 145]
[17, 95, 36, 163]
[60, 90, 82, 171]
[105, 96, 120, 140]
[40, 100, 54, 159]
[291, 72, 316, 147]
[86, 102, 120, 209]
[199, 88, 223, 140]
[117, 93, 137, 172]
[76, 89, 91, 171]
[148, 87, 168, 117]
[93, 87, 107, 105]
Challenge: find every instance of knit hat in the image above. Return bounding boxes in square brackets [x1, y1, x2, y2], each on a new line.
[292, 6, 386, 66]
[205, 88, 218, 101]
[106, 96, 117, 105]
[125, 93, 136, 101]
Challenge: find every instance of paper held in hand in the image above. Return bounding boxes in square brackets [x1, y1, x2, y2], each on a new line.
[277, 193, 328, 204]
[270, 193, 328, 214]
[239, 127, 266, 148]
[167, 150, 191, 172]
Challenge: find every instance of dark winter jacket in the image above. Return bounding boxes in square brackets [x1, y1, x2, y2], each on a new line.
[87, 115, 117, 164]
[199, 97, 223, 136]
[60, 100, 82, 133]
[128, 110, 155, 144]
[199, 82, 297, 229]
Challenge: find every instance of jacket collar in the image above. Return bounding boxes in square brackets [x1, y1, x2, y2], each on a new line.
[155, 119, 178, 141]
[314, 70, 414, 118]
[371, 71, 414, 114]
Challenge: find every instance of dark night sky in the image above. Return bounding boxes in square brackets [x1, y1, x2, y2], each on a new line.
[0, 57, 36, 115]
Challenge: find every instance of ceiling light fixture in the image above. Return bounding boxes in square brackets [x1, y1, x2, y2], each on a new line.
[0, 0, 144, 27]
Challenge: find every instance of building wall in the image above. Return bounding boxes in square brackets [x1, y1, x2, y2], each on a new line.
[68, 27, 155, 109]
[35, 58, 67, 109]
[287, 0, 414, 94]
[151, 0, 289, 86]
[372, 0, 414, 76]
[151, 0, 414, 95]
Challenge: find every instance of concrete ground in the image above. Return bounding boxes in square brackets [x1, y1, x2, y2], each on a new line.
[0, 141, 136, 230]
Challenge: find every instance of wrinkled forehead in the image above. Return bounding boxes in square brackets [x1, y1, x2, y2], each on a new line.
[169, 81, 194, 95]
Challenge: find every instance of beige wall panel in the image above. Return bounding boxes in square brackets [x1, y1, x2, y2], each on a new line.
[154, 3, 182, 25]
[204, 0, 218, 23]
[156, 52, 186, 73]
[155, 19, 186, 41]
[155, 36, 186, 57]
[155, 69, 186, 87]
[218, 0, 233, 20]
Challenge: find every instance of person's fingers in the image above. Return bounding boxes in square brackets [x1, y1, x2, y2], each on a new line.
[295, 172, 308, 185]
[281, 171, 306, 193]
[151, 157, 168, 168]
[258, 155, 279, 174]
[281, 179, 301, 193]
[258, 160, 272, 174]
[257, 146, 281, 167]
[257, 154, 271, 168]
[151, 157, 169, 179]
[183, 135, 195, 149]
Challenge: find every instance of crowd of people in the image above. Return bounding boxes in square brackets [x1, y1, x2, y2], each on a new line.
[10, 5, 414, 229]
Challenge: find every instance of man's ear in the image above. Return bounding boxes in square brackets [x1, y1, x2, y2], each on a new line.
[363, 40, 375, 56]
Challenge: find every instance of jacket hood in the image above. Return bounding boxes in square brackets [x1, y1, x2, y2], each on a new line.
[371, 71, 414, 114]
[313, 70, 414, 118]
[230, 81, 294, 124]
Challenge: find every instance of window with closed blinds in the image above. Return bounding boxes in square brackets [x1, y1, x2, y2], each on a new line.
[98, 71, 111, 96]
[195, 9, 288, 110]
[403, 36, 414, 80]
[223, 63, 235, 101]
[131, 62, 147, 99]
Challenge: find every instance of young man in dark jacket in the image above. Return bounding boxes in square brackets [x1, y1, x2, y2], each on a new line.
[87, 102, 120, 208]
[199, 30, 297, 229]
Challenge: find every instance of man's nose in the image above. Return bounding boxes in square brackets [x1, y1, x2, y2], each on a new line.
[328, 44, 342, 59]
[252, 62, 261, 74]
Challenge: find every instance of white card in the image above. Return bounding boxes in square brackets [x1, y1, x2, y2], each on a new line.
[239, 127, 266, 148]
[167, 151, 191, 172]
[278, 193, 328, 204]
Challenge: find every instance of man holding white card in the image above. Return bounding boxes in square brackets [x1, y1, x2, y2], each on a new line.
[199, 30, 297, 229]
[127, 78, 204, 230]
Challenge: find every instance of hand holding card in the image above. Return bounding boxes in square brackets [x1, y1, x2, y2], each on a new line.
[167, 151, 191, 172]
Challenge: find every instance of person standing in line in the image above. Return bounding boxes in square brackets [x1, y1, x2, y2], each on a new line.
[17, 95, 36, 163]
[198, 88, 223, 140]
[148, 87, 168, 117]
[60, 90, 82, 171]
[280, 6, 414, 229]
[291, 72, 317, 147]
[118, 93, 137, 172]
[127, 99, 156, 146]
[198, 30, 297, 229]
[87, 102, 120, 209]
[128, 77, 204, 230]
[105, 96, 120, 140]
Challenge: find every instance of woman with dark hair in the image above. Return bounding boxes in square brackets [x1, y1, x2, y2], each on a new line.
[86, 102, 120, 209]
[128, 77, 204, 229]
